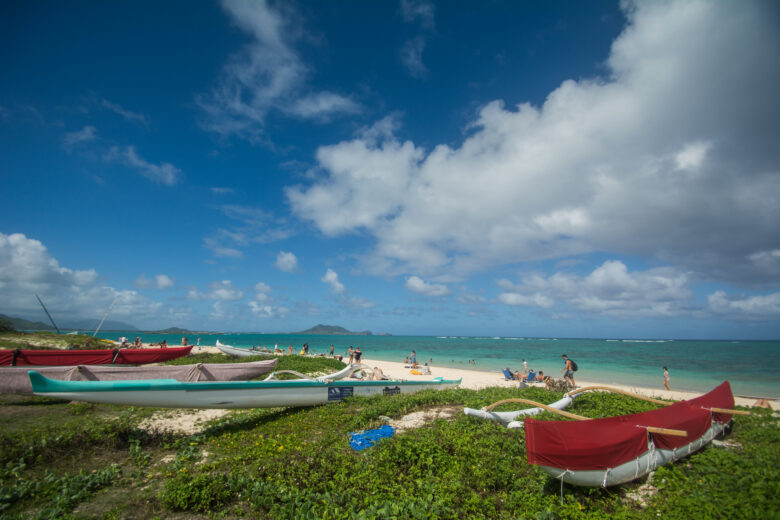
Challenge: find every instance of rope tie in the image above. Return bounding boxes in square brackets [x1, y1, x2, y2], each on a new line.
[602, 468, 611, 487]
[556, 469, 571, 504]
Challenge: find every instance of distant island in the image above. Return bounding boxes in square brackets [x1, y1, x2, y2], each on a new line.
[295, 324, 374, 336]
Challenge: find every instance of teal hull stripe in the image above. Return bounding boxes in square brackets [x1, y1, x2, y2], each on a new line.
[28, 371, 461, 394]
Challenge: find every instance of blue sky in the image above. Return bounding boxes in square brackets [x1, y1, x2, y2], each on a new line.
[1, 0, 779, 339]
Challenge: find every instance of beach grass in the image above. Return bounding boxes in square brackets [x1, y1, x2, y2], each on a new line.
[1, 362, 777, 519]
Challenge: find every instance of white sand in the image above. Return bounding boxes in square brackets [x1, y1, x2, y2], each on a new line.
[361, 358, 772, 409]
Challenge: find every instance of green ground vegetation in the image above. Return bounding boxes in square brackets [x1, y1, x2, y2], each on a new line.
[0, 355, 777, 519]
[0, 332, 114, 350]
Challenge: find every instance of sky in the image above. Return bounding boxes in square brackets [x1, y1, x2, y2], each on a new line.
[1, 0, 779, 339]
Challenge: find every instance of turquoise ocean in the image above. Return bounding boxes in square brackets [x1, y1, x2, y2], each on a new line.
[93, 332, 780, 399]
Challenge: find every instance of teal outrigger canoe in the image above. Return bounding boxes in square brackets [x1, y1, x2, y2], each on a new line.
[28, 370, 461, 409]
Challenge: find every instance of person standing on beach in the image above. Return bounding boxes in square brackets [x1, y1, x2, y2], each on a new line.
[330, 345, 334, 356]
[410, 350, 417, 368]
[663, 367, 671, 390]
[355, 347, 362, 364]
[561, 354, 575, 388]
[522, 359, 528, 373]
[348, 346, 355, 364]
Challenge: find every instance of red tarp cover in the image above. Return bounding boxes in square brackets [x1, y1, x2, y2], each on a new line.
[0, 346, 193, 366]
[525, 381, 734, 471]
[0, 350, 14, 366]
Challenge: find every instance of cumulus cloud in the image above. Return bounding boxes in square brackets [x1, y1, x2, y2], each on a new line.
[321, 268, 345, 294]
[287, 1, 780, 288]
[199, 0, 360, 140]
[105, 145, 180, 185]
[208, 280, 244, 301]
[707, 291, 780, 320]
[275, 251, 298, 272]
[498, 260, 695, 318]
[405, 275, 450, 297]
[0, 232, 162, 322]
[135, 274, 173, 289]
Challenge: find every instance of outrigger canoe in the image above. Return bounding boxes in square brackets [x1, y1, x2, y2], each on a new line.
[0, 359, 277, 395]
[216, 340, 266, 357]
[27, 368, 461, 409]
[0, 346, 193, 367]
[466, 382, 747, 487]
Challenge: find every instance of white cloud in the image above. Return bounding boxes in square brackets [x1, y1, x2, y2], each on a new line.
[0, 232, 162, 323]
[63, 126, 97, 151]
[199, 0, 360, 140]
[105, 145, 180, 185]
[405, 275, 450, 297]
[675, 140, 711, 171]
[101, 99, 148, 125]
[498, 260, 694, 318]
[275, 251, 298, 272]
[287, 1, 780, 287]
[211, 187, 234, 195]
[155, 274, 174, 289]
[249, 300, 288, 318]
[707, 291, 780, 320]
[400, 36, 427, 78]
[207, 280, 244, 301]
[203, 205, 293, 258]
[321, 268, 345, 294]
[400, 0, 435, 28]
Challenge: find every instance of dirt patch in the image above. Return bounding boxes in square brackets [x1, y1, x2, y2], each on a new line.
[623, 472, 659, 508]
[137, 409, 231, 435]
[386, 405, 460, 433]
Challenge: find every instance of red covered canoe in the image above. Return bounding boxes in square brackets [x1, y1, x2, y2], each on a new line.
[0, 346, 193, 367]
[525, 381, 737, 487]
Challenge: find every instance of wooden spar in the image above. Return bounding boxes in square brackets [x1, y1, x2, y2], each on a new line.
[35, 294, 61, 334]
[484, 398, 589, 421]
[567, 385, 669, 405]
[640, 426, 688, 438]
[567, 385, 751, 416]
[707, 407, 751, 416]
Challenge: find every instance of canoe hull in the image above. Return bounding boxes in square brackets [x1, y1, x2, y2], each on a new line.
[0, 346, 193, 366]
[28, 372, 461, 409]
[537, 420, 728, 487]
[0, 359, 277, 394]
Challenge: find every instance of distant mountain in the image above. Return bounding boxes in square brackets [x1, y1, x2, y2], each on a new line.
[0, 314, 55, 331]
[296, 324, 373, 336]
[0, 314, 138, 332]
[150, 327, 192, 334]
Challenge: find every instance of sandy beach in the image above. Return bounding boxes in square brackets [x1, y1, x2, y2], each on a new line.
[360, 357, 771, 409]
[139, 344, 773, 409]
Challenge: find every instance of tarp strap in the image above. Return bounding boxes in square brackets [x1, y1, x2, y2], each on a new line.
[556, 469, 570, 503]
[12, 349, 20, 366]
[602, 468, 611, 488]
[111, 349, 120, 364]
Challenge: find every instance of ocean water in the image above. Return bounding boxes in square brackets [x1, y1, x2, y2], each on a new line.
[95, 332, 780, 399]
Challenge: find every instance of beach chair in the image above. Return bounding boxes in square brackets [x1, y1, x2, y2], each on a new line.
[502, 368, 516, 381]
[526, 371, 536, 383]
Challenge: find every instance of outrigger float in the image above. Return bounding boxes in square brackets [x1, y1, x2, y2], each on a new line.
[465, 382, 749, 487]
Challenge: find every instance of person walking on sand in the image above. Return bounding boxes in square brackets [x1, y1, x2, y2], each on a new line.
[561, 354, 575, 388]
[663, 366, 671, 390]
